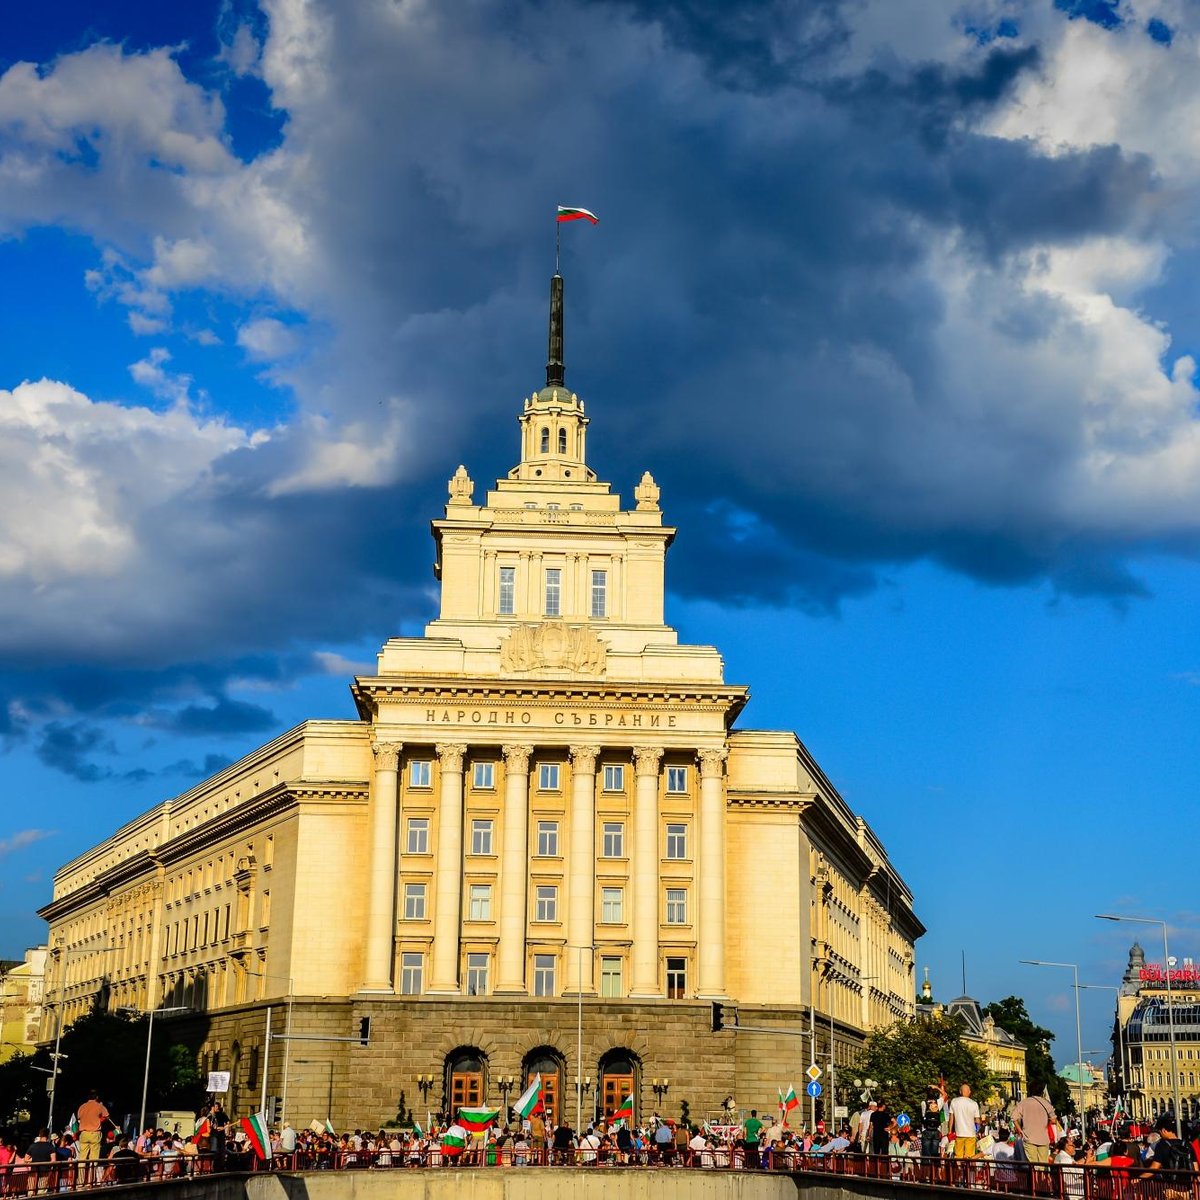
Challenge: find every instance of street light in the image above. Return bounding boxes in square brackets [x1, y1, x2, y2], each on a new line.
[241, 968, 294, 1123]
[568, 945, 593, 1133]
[1095, 914, 1182, 1137]
[118, 1005, 189, 1134]
[1078, 984, 1127, 1113]
[1019, 959, 1086, 1139]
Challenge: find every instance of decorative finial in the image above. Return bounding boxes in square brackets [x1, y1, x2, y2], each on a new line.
[634, 471, 660, 511]
[448, 464, 474, 506]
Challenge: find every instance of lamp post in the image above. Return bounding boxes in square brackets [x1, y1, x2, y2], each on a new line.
[1078, 984, 1127, 1114]
[118, 1005, 189, 1134]
[1096, 914, 1182, 1137]
[569, 945, 592, 1132]
[1019, 959, 1086, 1139]
[242, 968, 294, 1123]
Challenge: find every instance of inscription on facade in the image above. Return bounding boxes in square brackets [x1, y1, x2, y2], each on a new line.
[423, 708, 677, 728]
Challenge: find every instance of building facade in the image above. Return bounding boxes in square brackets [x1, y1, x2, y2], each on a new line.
[38, 273, 923, 1130]
[1110, 942, 1200, 1122]
[1, 946, 47, 1062]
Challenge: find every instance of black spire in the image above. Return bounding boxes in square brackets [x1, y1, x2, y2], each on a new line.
[546, 272, 564, 387]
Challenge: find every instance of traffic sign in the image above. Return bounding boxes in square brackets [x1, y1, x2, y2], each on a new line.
[806, 1064, 822, 1082]
[806, 1081, 823, 1098]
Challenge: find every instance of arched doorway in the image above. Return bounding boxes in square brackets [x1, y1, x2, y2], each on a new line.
[522, 1047, 565, 1126]
[598, 1049, 639, 1126]
[445, 1047, 488, 1117]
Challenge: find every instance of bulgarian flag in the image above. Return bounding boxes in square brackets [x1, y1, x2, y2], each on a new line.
[441, 1123, 468, 1157]
[195, 1117, 212, 1138]
[67, 1115, 79, 1137]
[324, 1119, 335, 1136]
[611, 1093, 634, 1128]
[514, 1074, 543, 1121]
[457, 1106, 501, 1134]
[240, 1112, 272, 1159]
[780, 1085, 799, 1123]
[556, 206, 598, 224]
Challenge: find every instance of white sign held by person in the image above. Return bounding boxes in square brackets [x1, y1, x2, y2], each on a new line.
[207, 1071, 231, 1093]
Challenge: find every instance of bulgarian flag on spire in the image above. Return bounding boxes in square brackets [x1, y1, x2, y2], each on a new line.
[456, 1106, 501, 1134]
[611, 1094, 634, 1128]
[240, 1112, 272, 1159]
[556, 206, 598, 224]
[514, 1074, 543, 1120]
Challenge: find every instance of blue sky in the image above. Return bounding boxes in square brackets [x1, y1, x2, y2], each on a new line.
[2, 0, 1199, 1073]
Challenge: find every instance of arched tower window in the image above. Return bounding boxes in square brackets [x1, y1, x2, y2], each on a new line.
[557, 428, 567, 454]
[540, 427, 550, 454]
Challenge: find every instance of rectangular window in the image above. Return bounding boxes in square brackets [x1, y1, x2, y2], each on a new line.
[538, 763, 560, 791]
[466, 953, 490, 996]
[403, 883, 427, 920]
[409, 760, 431, 788]
[406, 818, 429, 854]
[602, 822, 624, 857]
[400, 952, 423, 995]
[666, 956, 687, 999]
[471, 819, 494, 856]
[666, 766, 688, 793]
[601, 887, 624, 923]
[591, 570, 607, 618]
[468, 884, 492, 921]
[533, 954, 556, 997]
[600, 957, 623, 998]
[666, 823, 688, 859]
[498, 566, 515, 616]
[537, 820, 559, 856]
[666, 888, 687, 924]
[535, 885, 558, 922]
[544, 568, 561, 617]
[472, 761, 495, 790]
[602, 765, 624, 792]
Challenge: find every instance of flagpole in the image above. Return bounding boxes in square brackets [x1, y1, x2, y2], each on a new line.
[555, 218, 561, 275]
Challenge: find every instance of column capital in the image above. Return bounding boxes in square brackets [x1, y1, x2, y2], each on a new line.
[632, 746, 664, 777]
[501, 744, 534, 774]
[435, 743, 467, 773]
[371, 740, 403, 770]
[568, 744, 599, 774]
[697, 747, 729, 779]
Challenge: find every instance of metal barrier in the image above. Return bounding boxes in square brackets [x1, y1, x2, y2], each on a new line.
[0, 1154, 220, 1195]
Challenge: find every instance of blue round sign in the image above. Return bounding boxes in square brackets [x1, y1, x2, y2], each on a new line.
[805, 1080, 822, 1098]
[896, 1113, 911, 1129]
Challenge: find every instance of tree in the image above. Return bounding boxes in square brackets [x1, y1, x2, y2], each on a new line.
[983, 996, 1071, 1115]
[855, 1012, 992, 1118]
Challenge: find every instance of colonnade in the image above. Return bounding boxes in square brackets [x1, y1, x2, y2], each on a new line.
[360, 738, 729, 1000]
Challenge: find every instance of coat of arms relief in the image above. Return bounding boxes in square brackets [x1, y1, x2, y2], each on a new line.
[498, 622, 608, 675]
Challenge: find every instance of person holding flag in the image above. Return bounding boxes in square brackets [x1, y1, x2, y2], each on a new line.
[238, 1113, 272, 1162]
[920, 1080, 947, 1159]
[778, 1084, 799, 1126]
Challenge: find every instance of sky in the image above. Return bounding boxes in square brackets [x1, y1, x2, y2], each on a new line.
[1, 0, 1199, 1073]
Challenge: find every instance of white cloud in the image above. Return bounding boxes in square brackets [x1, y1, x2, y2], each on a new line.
[128, 347, 192, 404]
[237, 316, 301, 361]
[0, 828, 54, 858]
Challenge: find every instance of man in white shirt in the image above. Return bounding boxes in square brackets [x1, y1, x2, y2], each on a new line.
[857, 1102, 877, 1150]
[948, 1084, 980, 1159]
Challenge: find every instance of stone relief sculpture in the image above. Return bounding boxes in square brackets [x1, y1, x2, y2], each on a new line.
[499, 622, 607, 674]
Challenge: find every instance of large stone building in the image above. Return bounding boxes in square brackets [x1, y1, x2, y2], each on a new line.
[1109, 942, 1200, 1122]
[1, 946, 47, 1062]
[38, 273, 923, 1130]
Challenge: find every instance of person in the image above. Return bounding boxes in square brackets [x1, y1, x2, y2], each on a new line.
[743, 1109, 764, 1168]
[1012, 1091, 1057, 1165]
[529, 1109, 546, 1165]
[870, 1101, 892, 1156]
[280, 1121, 297, 1165]
[76, 1090, 109, 1165]
[948, 1084, 980, 1159]
[1145, 1113, 1196, 1175]
[920, 1083, 946, 1159]
[654, 1118, 673, 1163]
[856, 1101, 877, 1151]
[552, 1118, 574, 1165]
[109, 1137, 141, 1184]
[615, 1121, 633, 1164]
[990, 1128, 1019, 1190]
[689, 1127, 710, 1167]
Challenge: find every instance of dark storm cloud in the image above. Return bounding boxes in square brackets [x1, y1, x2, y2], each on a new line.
[149, 696, 277, 736]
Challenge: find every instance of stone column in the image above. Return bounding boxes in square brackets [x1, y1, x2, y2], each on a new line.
[428, 743, 467, 994]
[696, 746, 729, 998]
[362, 740, 402, 991]
[495, 744, 533, 993]
[630, 745, 664, 997]
[566, 745, 599, 994]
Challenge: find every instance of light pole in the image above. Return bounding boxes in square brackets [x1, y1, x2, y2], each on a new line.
[242, 968, 294, 1123]
[1078, 984, 1126, 1114]
[1020, 959, 1086, 1139]
[1096, 914, 1182, 1137]
[118, 1005, 189, 1133]
[569, 945, 592, 1132]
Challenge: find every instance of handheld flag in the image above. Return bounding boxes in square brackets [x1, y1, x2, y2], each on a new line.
[324, 1118, 336, 1135]
[440, 1123, 468, 1157]
[195, 1117, 212, 1138]
[240, 1112, 272, 1159]
[514, 1074, 543, 1120]
[780, 1084, 799, 1124]
[611, 1093, 634, 1127]
[413, 1121, 423, 1139]
[67, 1114, 80, 1137]
[456, 1106, 501, 1134]
[556, 206, 599, 224]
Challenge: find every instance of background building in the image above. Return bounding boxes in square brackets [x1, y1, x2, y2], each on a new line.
[38, 274, 923, 1130]
[1, 946, 47, 1062]
[1110, 942, 1200, 1122]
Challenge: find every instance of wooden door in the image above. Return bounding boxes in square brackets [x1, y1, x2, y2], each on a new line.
[541, 1073, 560, 1125]
[603, 1074, 634, 1123]
[451, 1072, 483, 1113]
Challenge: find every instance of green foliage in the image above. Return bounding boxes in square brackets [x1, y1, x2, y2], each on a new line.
[855, 1012, 993, 1116]
[679, 1098, 691, 1128]
[983, 996, 1071, 1114]
[0, 1051, 41, 1130]
[395, 1090, 413, 1126]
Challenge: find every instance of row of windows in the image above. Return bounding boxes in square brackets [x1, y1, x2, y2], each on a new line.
[401, 881, 691, 925]
[539, 427, 571, 456]
[408, 760, 690, 793]
[396, 951, 690, 999]
[498, 566, 607, 619]
[403, 817, 689, 859]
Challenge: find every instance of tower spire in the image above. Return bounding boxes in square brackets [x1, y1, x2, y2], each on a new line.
[546, 272, 565, 388]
